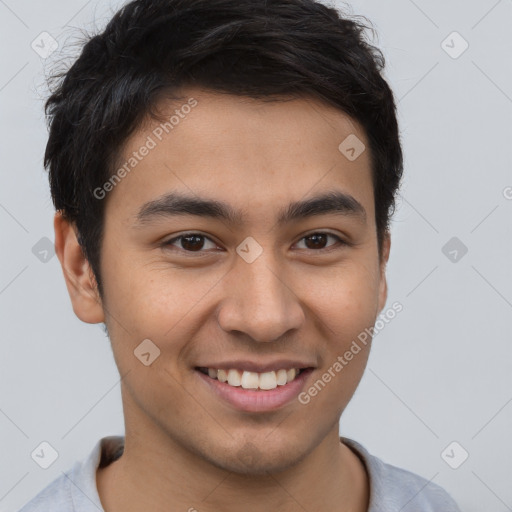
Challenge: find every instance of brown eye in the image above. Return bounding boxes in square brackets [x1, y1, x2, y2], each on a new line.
[305, 233, 328, 249]
[164, 233, 218, 253]
[295, 233, 345, 251]
[179, 234, 205, 251]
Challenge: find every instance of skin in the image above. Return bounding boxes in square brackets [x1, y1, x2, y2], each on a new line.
[55, 87, 390, 512]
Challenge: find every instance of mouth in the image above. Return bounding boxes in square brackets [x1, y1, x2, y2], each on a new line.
[196, 366, 306, 390]
[195, 366, 314, 412]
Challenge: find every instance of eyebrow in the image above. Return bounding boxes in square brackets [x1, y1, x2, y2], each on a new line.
[135, 190, 367, 227]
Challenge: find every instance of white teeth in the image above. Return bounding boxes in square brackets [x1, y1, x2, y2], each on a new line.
[276, 369, 287, 386]
[204, 367, 303, 390]
[241, 371, 260, 389]
[227, 369, 241, 386]
[259, 371, 278, 390]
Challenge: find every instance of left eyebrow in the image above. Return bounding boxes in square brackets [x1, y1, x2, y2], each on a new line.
[134, 189, 367, 227]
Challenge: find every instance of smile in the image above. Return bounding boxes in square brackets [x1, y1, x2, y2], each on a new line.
[195, 366, 314, 412]
[197, 367, 303, 391]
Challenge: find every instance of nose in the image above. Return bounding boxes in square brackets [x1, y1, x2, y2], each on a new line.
[217, 250, 305, 343]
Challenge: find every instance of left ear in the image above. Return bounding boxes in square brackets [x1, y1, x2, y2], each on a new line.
[54, 212, 105, 324]
[377, 231, 391, 314]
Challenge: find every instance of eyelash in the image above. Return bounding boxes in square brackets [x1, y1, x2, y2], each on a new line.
[162, 232, 347, 255]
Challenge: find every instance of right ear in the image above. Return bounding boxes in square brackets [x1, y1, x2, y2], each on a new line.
[54, 212, 105, 324]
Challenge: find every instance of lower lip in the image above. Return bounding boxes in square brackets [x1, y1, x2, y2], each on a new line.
[195, 369, 313, 412]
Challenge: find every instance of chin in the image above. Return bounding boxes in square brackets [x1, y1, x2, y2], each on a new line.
[202, 440, 310, 476]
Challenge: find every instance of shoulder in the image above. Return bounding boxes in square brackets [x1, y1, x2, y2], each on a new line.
[341, 437, 462, 512]
[17, 436, 122, 512]
[17, 473, 73, 512]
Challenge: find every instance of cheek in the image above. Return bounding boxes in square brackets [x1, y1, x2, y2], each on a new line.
[298, 270, 376, 414]
[303, 259, 380, 332]
[100, 256, 226, 368]
[100, 246, 197, 330]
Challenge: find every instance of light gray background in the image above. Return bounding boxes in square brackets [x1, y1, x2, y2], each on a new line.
[1, 1, 511, 511]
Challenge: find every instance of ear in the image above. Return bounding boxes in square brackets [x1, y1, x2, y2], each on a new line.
[54, 212, 105, 324]
[377, 231, 391, 315]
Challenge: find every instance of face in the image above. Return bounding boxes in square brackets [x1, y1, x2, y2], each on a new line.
[61, 88, 390, 475]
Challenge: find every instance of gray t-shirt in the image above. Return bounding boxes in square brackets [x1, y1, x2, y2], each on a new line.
[18, 436, 461, 511]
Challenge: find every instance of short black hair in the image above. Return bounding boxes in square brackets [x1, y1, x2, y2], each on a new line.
[44, 0, 403, 298]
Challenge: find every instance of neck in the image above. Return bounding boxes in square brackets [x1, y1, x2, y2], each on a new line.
[97, 406, 369, 512]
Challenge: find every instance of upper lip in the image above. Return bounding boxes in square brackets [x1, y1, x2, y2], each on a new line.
[196, 359, 315, 373]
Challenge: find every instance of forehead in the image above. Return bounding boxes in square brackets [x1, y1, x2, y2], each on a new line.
[107, 87, 375, 225]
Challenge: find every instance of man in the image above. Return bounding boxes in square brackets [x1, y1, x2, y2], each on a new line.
[19, 0, 461, 510]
